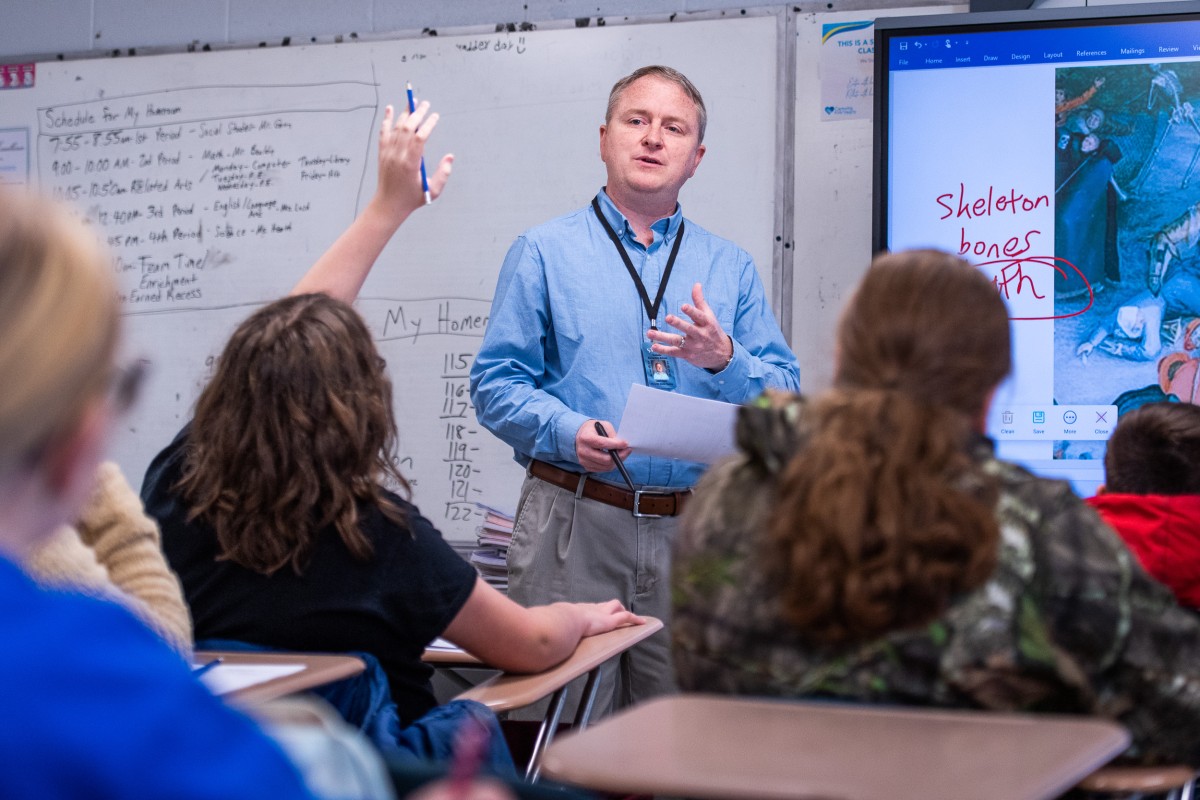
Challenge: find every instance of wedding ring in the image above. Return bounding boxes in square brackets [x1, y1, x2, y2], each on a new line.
[679, 334, 687, 348]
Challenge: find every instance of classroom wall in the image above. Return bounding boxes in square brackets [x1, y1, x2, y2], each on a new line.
[0, 0, 940, 403]
[6, 0, 1167, 64]
[2, 0, 931, 61]
[5, 0, 1178, 398]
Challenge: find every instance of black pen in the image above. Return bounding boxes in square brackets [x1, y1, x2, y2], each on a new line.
[594, 421, 637, 492]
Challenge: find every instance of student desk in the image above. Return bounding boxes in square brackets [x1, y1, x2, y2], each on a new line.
[194, 650, 366, 706]
[422, 643, 485, 666]
[539, 694, 1130, 800]
[424, 619, 664, 780]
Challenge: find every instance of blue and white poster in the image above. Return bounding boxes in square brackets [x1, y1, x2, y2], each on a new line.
[820, 20, 874, 121]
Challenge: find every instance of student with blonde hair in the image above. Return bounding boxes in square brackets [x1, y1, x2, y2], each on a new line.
[673, 249, 1200, 766]
[0, 186, 319, 798]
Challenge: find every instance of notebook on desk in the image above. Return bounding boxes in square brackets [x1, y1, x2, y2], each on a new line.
[194, 661, 306, 696]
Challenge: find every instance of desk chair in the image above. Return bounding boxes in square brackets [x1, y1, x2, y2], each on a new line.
[433, 618, 663, 782]
[1077, 764, 1196, 799]
[539, 694, 1130, 800]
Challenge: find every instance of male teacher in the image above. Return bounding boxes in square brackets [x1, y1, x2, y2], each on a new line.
[470, 65, 799, 710]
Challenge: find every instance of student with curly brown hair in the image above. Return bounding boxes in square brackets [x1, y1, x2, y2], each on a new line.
[1088, 401, 1200, 608]
[672, 249, 1200, 766]
[142, 100, 642, 737]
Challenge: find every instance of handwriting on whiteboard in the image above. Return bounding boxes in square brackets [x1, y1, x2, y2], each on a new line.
[38, 83, 377, 313]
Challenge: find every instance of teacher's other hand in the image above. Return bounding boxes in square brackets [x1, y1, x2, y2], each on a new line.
[575, 420, 631, 473]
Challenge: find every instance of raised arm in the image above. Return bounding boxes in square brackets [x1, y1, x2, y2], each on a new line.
[290, 100, 454, 302]
[441, 576, 644, 673]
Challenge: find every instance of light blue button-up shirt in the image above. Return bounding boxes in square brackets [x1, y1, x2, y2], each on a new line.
[470, 190, 800, 489]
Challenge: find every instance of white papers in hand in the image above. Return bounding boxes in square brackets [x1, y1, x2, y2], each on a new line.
[616, 383, 739, 465]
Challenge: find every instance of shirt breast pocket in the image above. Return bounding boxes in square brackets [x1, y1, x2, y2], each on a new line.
[709, 301, 735, 336]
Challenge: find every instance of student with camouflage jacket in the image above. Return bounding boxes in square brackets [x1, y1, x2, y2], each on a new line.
[672, 249, 1200, 766]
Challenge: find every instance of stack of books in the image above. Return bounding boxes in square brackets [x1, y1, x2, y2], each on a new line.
[470, 503, 514, 593]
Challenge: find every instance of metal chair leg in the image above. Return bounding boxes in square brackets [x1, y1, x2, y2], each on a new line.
[573, 665, 605, 732]
[524, 685, 568, 782]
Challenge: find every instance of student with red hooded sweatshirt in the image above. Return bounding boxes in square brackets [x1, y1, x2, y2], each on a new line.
[1088, 401, 1200, 607]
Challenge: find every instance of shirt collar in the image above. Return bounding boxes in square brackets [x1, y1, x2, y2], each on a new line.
[595, 189, 684, 250]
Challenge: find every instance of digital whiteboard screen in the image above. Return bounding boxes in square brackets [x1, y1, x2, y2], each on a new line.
[873, 2, 1200, 495]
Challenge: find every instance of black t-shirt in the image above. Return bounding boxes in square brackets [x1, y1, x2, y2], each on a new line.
[142, 426, 477, 726]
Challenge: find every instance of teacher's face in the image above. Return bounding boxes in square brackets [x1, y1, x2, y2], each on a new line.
[600, 75, 705, 210]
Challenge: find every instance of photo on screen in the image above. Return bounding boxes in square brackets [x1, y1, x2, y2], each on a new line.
[1055, 62, 1200, 465]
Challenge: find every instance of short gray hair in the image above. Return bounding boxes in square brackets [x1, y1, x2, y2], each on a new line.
[605, 65, 707, 144]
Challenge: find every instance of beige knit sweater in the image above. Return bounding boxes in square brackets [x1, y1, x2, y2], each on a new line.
[24, 461, 193, 655]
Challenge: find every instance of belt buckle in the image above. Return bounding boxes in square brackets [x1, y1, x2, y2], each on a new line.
[632, 489, 666, 519]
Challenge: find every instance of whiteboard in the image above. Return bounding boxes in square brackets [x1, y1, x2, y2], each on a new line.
[1, 15, 780, 541]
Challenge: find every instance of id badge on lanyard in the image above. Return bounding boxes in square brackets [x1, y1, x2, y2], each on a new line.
[641, 340, 678, 390]
[592, 196, 685, 392]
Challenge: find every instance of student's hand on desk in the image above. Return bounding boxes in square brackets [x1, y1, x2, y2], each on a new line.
[576, 420, 631, 473]
[647, 282, 734, 371]
[375, 101, 454, 221]
[574, 599, 646, 637]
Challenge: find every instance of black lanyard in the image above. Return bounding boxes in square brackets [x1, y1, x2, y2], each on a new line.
[592, 195, 685, 330]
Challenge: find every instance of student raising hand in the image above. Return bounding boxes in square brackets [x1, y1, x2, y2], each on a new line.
[291, 98, 454, 302]
[376, 100, 454, 219]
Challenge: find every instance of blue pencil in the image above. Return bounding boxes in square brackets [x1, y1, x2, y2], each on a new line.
[406, 82, 433, 205]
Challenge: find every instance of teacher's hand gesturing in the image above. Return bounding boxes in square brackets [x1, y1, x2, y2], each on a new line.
[647, 283, 734, 372]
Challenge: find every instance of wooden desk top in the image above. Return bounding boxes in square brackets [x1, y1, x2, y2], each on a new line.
[540, 694, 1130, 800]
[455, 618, 663, 712]
[194, 650, 365, 706]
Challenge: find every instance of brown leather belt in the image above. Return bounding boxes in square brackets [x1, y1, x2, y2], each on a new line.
[529, 459, 690, 518]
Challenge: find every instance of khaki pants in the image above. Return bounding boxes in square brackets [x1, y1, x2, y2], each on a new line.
[506, 471, 679, 717]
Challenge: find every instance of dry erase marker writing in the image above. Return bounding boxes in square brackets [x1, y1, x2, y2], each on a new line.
[192, 657, 223, 678]
[594, 421, 636, 491]
[405, 82, 432, 205]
